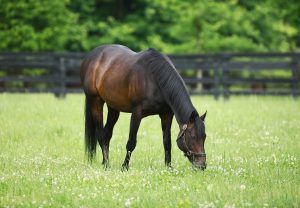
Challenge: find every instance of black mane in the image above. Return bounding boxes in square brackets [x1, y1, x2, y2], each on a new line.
[139, 48, 196, 124]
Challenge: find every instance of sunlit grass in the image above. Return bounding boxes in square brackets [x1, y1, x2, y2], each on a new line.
[0, 94, 299, 207]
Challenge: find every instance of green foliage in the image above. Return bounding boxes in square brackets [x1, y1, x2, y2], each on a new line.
[0, 94, 299, 207]
[164, 0, 297, 53]
[0, 0, 85, 51]
[0, 0, 299, 52]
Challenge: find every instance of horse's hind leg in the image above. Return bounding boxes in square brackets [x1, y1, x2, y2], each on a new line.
[101, 106, 120, 167]
[85, 95, 104, 161]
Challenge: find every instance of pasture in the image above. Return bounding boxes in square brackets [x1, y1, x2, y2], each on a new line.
[0, 94, 299, 207]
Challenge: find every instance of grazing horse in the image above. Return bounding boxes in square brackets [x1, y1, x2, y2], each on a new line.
[80, 44, 207, 170]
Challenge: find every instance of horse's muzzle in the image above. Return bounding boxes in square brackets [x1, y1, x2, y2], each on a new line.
[192, 159, 207, 170]
[195, 163, 207, 170]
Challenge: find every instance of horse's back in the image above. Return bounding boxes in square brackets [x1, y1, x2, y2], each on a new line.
[81, 45, 135, 91]
[80, 45, 145, 111]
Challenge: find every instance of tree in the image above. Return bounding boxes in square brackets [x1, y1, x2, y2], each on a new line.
[163, 0, 298, 53]
[0, 0, 85, 51]
[0, 0, 299, 53]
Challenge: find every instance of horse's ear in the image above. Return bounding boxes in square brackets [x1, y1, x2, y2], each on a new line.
[200, 110, 207, 121]
[189, 111, 199, 122]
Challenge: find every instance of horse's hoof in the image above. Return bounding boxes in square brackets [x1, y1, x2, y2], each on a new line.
[102, 161, 110, 170]
[165, 162, 172, 169]
[103, 164, 109, 170]
[121, 164, 129, 171]
[166, 165, 173, 170]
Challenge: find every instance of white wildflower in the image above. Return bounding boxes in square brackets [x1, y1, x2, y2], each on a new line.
[240, 184, 246, 191]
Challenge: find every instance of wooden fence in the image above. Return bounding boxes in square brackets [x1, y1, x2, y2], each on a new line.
[0, 52, 299, 98]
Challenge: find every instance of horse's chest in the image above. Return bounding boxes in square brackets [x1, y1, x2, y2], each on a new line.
[141, 87, 170, 116]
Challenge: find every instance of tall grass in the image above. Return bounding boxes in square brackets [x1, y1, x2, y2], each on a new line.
[0, 94, 299, 207]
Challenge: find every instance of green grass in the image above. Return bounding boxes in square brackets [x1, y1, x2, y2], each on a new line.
[0, 94, 299, 207]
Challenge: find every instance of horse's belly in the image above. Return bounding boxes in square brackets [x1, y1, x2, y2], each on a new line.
[97, 79, 130, 112]
[101, 91, 133, 112]
[100, 79, 169, 115]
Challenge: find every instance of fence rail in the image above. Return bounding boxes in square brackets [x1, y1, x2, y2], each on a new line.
[0, 52, 299, 98]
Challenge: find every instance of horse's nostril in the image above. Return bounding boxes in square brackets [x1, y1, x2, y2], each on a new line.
[201, 164, 207, 170]
[193, 162, 207, 170]
[198, 162, 207, 170]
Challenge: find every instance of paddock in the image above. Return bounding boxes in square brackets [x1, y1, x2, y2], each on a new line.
[0, 94, 299, 207]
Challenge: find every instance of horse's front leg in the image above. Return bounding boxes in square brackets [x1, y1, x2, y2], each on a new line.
[160, 113, 174, 167]
[121, 107, 142, 171]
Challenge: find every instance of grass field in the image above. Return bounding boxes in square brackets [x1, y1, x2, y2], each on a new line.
[0, 94, 299, 207]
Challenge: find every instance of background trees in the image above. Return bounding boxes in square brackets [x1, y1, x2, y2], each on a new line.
[0, 0, 299, 53]
[0, 0, 84, 51]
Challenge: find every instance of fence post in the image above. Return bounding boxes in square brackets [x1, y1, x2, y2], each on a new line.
[291, 57, 299, 98]
[56, 56, 66, 98]
[222, 58, 229, 100]
[213, 57, 220, 100]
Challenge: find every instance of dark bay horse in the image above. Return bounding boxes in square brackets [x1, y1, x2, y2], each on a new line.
[80, 44, 207, 170]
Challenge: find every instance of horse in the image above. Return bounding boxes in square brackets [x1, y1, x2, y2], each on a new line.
[80, 44, 207, 170]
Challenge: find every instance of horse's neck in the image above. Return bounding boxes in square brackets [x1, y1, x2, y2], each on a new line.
[141, 49, 195, 124]
[158, 75, 195, 124]
[169, 95, 195, 125]
[153, 66, 195, 124]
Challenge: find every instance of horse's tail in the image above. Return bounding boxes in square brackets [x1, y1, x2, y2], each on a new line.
[84, 96, 97, 161]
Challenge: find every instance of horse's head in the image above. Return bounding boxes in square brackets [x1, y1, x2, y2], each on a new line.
[176, 111, 207, 170]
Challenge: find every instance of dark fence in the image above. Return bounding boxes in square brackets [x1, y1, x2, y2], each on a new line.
[0, 52, 299, 98]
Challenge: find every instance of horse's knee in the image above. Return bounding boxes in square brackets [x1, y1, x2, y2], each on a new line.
[103, 128, 113, 141]
[126, 138, 137, 152]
